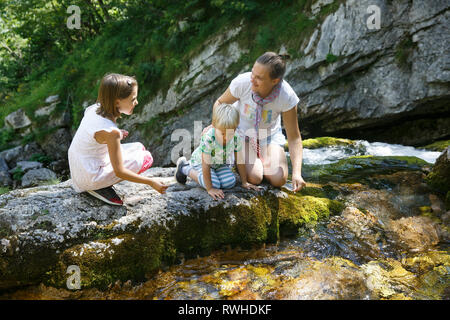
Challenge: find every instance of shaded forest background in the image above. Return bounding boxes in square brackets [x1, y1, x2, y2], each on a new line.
[0, 0, 327, 151]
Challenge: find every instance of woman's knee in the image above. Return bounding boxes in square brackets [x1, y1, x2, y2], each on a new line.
[265, 170, 287, 188]
[247, 172, 263, 185]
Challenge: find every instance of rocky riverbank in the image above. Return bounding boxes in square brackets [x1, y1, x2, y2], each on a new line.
[1, 147, 449, 294]
[1, 150, 448, 299]
[0, 167, 345, 291]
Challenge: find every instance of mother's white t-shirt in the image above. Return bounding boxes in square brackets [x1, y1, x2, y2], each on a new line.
[229, 72, 300, 140]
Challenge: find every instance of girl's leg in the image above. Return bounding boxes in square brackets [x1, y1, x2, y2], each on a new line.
[215, 166, 236, 189]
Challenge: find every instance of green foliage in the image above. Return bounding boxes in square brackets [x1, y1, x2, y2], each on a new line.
[0, 186, 11, 195]
[318, 0, 343, 17]
[11, 166, 24, 181]
[395, 36, 416, 68]
[0, 127, 15, 151]
[29, 153, 53, 166]
[421, 140, 450, 152]
[326, 53, 339, 63]
[0, 0, 342, 137]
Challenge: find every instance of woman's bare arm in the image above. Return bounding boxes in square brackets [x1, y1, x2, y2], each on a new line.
[213, 87, 239, 110]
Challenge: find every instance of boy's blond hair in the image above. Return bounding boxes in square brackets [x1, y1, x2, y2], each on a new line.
[212, 103, 240, 129]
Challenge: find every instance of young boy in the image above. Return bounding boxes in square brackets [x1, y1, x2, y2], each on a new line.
[175, 103, 259, 200]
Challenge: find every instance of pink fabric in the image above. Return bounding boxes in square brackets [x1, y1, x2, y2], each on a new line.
[138, 149, 153, 174]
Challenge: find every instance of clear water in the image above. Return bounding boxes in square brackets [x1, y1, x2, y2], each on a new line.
[302, 140, 442, 165]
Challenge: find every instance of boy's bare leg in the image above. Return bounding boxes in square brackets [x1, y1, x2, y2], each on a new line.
[188, 169, 200, 184]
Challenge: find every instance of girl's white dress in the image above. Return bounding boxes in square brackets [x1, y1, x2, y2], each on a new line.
[68, 103, 149, 192]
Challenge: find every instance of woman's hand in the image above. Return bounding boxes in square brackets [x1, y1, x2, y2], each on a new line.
[291, 174, 306, 192]
[207, 188, 224, 200]
[242, 181, 260, 191]
[150, 180, 169, 194]
[120, 129, 129, 139]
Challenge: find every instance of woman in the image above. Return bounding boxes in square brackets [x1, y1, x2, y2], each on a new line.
[212, 52, 306, 192]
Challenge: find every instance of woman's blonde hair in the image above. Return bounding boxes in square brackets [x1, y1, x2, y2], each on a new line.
[97, 73, 137, 119]
[212, 103, 240, 129]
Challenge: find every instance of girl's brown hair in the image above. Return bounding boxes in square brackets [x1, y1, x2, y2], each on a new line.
[256, 52, 290, 80]
[97, 73, 137, 119]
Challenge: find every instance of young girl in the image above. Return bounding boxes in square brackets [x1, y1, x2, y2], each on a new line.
[175, 103, 259, 200]
[68, 73, 168, 205]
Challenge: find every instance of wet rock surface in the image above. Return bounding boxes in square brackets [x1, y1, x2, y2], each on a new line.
[0, 153, 448, 299]
[0, 167, 344, 291]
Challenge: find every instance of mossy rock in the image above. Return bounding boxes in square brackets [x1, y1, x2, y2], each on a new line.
[277, 191, 345, 236]
[425, 147, 450, 194]
[41, 190, 343, 290]
[303, 155, 428, 184]
[302, 137, 357, 149]
[0, 172, 345, 291]
[421, 140, 450, 152]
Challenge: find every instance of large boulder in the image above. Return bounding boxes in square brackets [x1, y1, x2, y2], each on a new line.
[426, 147, 450, 194]
[0, 142, 44, 169]
[290, 0, 450, 146]
[0, 167, 344, 291]
[39, 128, 72, 161]
[9, 161, 43, 174]
[21, 168, 57, 188]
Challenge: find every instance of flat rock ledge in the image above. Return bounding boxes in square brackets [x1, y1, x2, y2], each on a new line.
[0, 168, 344, 291]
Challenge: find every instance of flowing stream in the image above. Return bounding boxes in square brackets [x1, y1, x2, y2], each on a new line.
[2, 141, 448, 300]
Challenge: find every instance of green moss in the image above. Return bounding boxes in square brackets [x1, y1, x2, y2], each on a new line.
[421, 140, 450, 152]
[46, 229, 176, 290]
[172, 195, 277, 258]
[296, 186, 328, 198]
[302, 136, 356, 149]
[318, 0, 345, 18]
[419, 206, 441, 223]
[277, 192, 345, 236]
[395, 36, 416, 69]
[425, 151, 450, 194]
[326, 53, 339, 64]
[0, 187, 11, 195]
[303, 155, 428, 184]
